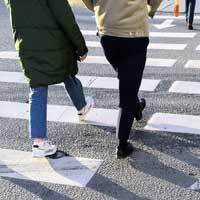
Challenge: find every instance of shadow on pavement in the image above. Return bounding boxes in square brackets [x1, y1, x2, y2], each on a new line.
[3, 177, 73, 200]
[131, 130, 200, 169]
[129, 149, 197, 188]
[88, 173, 152, 200]
[127, 129, 200, 188]
[0, 157, 151, 200]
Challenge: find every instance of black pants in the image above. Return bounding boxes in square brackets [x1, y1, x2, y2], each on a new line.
[101, 36, 149, 141]
[185, 0, 196, 25]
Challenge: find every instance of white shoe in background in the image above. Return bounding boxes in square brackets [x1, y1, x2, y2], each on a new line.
[78, 96, 94, 121]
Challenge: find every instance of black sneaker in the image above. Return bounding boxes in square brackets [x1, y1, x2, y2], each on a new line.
[135, 98, 146, 121]
[116, 142, 134, 159]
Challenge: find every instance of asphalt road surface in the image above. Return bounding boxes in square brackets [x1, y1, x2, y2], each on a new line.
[0, 1, 200, 200]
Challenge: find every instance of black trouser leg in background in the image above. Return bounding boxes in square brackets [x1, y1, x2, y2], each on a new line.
[186, 0, 189, 21]
[186, 0, 196, 25]
[101, 36, 149, 142]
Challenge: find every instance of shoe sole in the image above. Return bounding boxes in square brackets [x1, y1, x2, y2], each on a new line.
[32, 148, 57, 158]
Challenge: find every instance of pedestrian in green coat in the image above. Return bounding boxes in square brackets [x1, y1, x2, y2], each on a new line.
[4, 0, 94, 157]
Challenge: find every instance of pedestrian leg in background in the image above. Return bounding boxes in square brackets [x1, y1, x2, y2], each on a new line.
[101, 36, 149, 159]
[29, 87, 57, 157]
[185, 0, 196, 30]
[185, 0, 189, 23]
[64, 76, 94, 121]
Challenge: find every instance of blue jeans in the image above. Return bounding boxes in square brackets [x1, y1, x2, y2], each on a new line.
[186, 0, 196, 24]
[29, 76, 86, 138]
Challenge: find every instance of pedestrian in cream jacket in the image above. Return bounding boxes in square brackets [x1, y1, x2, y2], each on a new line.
[82, 0, 162, 37]
[82, 0, 162, 159]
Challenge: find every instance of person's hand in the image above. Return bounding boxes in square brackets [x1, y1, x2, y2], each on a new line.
[79, 53, 87, 61]
[147, 0, 152, 5]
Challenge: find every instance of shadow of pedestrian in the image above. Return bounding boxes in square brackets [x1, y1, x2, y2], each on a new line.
[0, 152, 151, 200]
[131, 130, 200, 169]
[129, 149, 198, 188]
[0, 150, 71, 198]
[87, 173, 152, 200]
[3, 177, 73, 200]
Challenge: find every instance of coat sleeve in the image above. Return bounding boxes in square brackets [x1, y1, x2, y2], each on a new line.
[82, 0, 94, 12]
[47, 0, 88, 56]
[147, 0, 163, 18]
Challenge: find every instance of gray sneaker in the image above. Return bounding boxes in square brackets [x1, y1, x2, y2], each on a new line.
[78, 96, 94, 121]
[32, 141, 57, 157]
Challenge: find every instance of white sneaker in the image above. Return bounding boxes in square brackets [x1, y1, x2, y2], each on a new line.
[78, 96, 94, 121]
[32, 141, 57, 157]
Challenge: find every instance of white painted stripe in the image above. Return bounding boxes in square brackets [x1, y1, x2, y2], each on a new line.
[145, 113, 200, 135]
[86, 41, 187, 50]
[185, 60, 200, 69]
[0, 101, 118, 127]
[0, 148, 103, 187]
[0, 71, 160, 91]
[82, 30, 196, 38]
[86, 41, 101, 48]
[81, 30, 97, 35]
[148, 43, 186, 50]
[76, 15, 200, 21]
[0, 51, 18, 59]
[84, 56, 109, 64]
[149, 32, 196, 38]
[140, 79, 160, 91]
[169, 81, 200, 94]
[85, 56, 176, 67]
[0, 51, 176, 67]
[146, 58, 176, 67]
[154, 15, 200, 20]
[75, 15, 95, 21]
[0, 71, 25, 83]
[196, 45, 200, 50]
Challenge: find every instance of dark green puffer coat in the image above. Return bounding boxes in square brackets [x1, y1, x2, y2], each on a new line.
[4, 0, 88, 87]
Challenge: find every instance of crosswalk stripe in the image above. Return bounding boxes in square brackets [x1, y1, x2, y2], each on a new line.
[86, 41, 187, 50]
[81, 30, 97, 35]
[84, 56, 176, 67]
[82, 30, 196, 38]
[0, 51, 17, 59]
[0, 71, 160, 91]
[169, 81, 200, 94]
[148, 43, 186, 50]
[0, 148, 103, 187]
[76, 15, 200, 21]
[0, 51, 177, 67]
[0, 101, 118, 127]
[185, 60, 200, 69]
[196, 45, 200, 50]
[149, 32, 196, 38]
[145, 113, 200, 135]
[154, 15, 200, 20]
